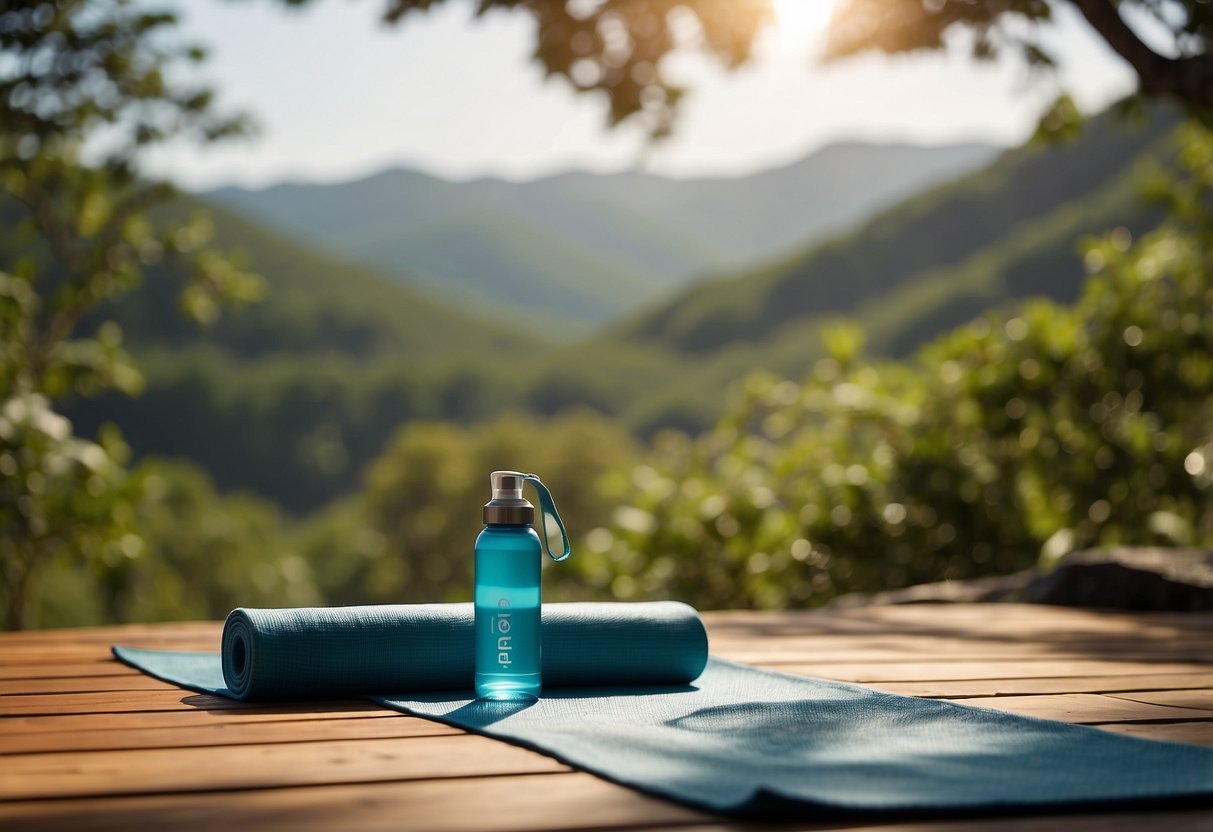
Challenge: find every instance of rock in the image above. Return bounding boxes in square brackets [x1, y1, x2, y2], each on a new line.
[829, 571, 1037, 608]
[1028, 547, 1213, 612]
[831, 547, 1213, 612]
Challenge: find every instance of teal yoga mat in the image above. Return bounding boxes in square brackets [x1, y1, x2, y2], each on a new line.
[113, 601, 708, 700]
[115, 603, 1213, 818]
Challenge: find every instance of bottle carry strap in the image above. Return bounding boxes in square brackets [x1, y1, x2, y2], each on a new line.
[524, 473, 570, 562]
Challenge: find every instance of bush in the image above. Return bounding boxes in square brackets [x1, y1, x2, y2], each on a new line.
[295, 409, 640, 605]
[591, 124, 1213, 611]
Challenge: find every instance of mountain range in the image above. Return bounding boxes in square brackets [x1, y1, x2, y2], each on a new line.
[206, 141, 998, 335]
[38, 105, 1181, 512]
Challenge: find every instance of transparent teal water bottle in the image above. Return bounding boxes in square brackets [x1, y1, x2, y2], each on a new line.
[473, 473, 567, 698]
[474, 471, 569, 701]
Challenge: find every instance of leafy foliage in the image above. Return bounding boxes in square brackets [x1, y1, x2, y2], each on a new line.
[16, 123, 1213, 626]
[0, 1, 257, 627]
[28, 459, 321, 627]
[827, 1, 1213, 112]
[586, 123, 1213, 611]
[621, 105, 1178, 354]
[296, 409, 639, 605]
[7, 1, 1213, 631]
[348, 1, 1213, 130]
[45, 106, 1176, 514]
[361, 0, 771, 137]
[0, 391, 141, 628]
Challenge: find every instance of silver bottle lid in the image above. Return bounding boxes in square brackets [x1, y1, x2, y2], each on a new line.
[484, 470, 534, 525]
[490, 471, 526, 501]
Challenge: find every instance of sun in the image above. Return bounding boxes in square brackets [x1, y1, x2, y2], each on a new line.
[770, 0, 837, 48]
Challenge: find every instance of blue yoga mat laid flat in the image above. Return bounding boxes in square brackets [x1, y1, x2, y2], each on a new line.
[114, 603, 1213, 818]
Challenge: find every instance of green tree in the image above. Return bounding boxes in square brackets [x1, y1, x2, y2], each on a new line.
[297, 410, 638, 605]
[594, 123, 1213, 611]
[0, 1, 262, 628]
[345, 1, 1212, 613]
[350, 1, 1212, 131]
[826, 1, 1213, 112]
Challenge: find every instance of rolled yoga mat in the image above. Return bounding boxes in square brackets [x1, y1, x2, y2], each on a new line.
[114, 601, 707, 701]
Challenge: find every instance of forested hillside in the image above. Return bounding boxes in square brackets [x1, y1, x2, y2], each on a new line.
[44, 108, 1179, 512]
[619, 106, 1178, 355]
[55, 199, 541, 511]
[208, 141, 996, 333]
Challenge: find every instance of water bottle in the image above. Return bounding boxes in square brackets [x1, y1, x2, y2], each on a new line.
[474, 471, 569, 701]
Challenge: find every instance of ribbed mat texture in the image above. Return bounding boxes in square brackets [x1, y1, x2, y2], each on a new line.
[113, 601, 708, 700]
[382, 658, 1213, 815]
[114, 602, 1213, 818]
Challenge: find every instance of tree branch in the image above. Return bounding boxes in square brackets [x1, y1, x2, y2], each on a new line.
[1068, 0, 1213, 111]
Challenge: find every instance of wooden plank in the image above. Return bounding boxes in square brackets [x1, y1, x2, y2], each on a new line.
[0, 674, 180, 695]
[0, 661, 134, 681]
[1104, 689, 1213, 712]
[707, 632, 1213, 652]
[707, 607, 1202, 626]
[950, 693, 1213, 723]
[730, 651, 1213, 666]
[1, 606, 1211, 832]
[0, 644, 213, 663]
[8, 670, 1196, 719]
[0, 734, 569, 800]
[0, 622, 218, 643]
[1, 754, 1208, 832]
[0, 704, 400, 735]
[764, 660, 1211, 682]
[870, 673, 1213, 698]
[704, 604, 1213, 633]
[709, 615, 1213, 637]
[4, 774, 1209, 832]
[719, 646, 1213, 664]
[0, 714, 460, 755]
[0, 772, 713, 832]
[679, 809, 1213, 832]
[1097, 721, 1213, 745]
[0, 689, 354, 716]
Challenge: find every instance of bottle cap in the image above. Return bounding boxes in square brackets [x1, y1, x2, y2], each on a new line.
[483, 471, 571, 562]
[484, 470, 534, 525]
[490, 471, 526, 501]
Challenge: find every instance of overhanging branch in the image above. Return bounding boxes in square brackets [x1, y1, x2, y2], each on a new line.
[1069, 0, 1213, 111]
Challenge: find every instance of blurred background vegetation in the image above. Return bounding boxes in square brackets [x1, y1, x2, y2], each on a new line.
[2, 0, 1211, 628]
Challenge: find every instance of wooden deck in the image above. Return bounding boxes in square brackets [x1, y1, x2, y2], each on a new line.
[1, 603, 1211, 831]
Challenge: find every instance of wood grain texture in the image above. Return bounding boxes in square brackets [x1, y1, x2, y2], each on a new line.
[1103, 689, 1213, 712]
[1, 604, 1210, 831]
[0, 702, 400, 735]
[0, 734, 572, 800]
[0, 773, 715, 832]
[947, 692, 1213, 722]
[0, 673, 193, 695]
[1098, 721, 1213, 744]
[1, 714, 460, 755]
[870, 673, 1213, 698]
[758, 659, 1211, 681]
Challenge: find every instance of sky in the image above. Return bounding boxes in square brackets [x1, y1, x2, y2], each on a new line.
[146, 0, 1138, 190]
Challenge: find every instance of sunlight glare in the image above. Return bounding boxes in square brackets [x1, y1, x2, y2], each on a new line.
[770, 0, 836, 49]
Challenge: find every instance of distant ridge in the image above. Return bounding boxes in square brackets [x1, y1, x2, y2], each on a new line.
[578, 104, 1181, 433]
[22, 106, 1179, 513]
[205, 140, 999, 335]
[519, 140, 1001, 262]
[614, 107, 1179, 356]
